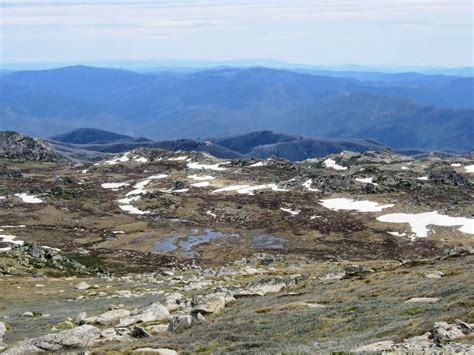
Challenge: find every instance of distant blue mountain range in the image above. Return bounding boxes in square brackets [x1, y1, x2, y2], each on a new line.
[0, 65, 472, 151]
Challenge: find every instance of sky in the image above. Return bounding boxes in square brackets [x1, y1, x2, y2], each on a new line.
[0, 0, 473, 68]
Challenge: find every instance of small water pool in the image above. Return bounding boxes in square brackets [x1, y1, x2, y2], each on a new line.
[153, 229, 240, 257]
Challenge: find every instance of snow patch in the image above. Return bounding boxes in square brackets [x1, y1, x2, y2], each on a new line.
[0, 234, 24, 251]
[187, 161, 229, 171]
[191, 181, 210, 188]
[355, 177, 377, 185]
[159, 188, 189, 193]
[117, 196, 140, 205]
[119, 204, 150, 215]
[126, 174, 168, 196]
[148, 174, 168, 180]
[101, 182, 129, 189]
[388, 231, 407, 237]
[212, 183, 278, 195]
[116, 174, 167, 215]
[133, 156, 148, 163]
[417, 176, 429, 181]
[188, 175, 215, 181]
[168, 156, 188, 161]
[212, 185, 251, 193]
[451, 163, 461, 167]
[206, 210, 217, 218]
[302, 179, 320, 191]
[102, 152, 131, 165]
[15, 193, 43, 204]
[320, 198, 394, 212]
[249, 161, 266, 167]
[100, 152, 148, 165]
[280, 207, 301, 216]
[324, 158, 347, 171]
[271, 185, 290, 192]
[237, 184, 277, 195]
[173, 188, 189, 193]
[377, 211, 474, 238]
[465, 165, 474, 173]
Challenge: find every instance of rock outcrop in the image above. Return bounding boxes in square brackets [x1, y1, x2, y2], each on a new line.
[2, 325, 100, 354]
[0, 131, 60, 162]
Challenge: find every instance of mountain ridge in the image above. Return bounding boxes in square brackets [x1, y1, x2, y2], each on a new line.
[1, 65, 473, 151]
[43, 128, 388, 162]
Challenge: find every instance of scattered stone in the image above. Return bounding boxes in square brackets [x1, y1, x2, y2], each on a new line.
[242, 266, 266, 274]
[195, 312, 206, 321]
[80, 316, 98, 325]
[432, 321, 471, 343]
[428, 169, 470, 186]
[53, 320, 75, 330]
[0, 321, 6, 343]
[75, 281, 91, 290]
[168, 315, 194, 332]
[312, 174, 354, 192]
[404, 297, 439, 304]
[354, 320, 474, 353]
[191, 292, 234, 315]
[95, 309, 131, 325]
[424, 271, 445, 279]
[160, 270, 175, 276]
[354, 340, 395, 353]
[320, 265, 374, 280]
[22, 312, 34, 317]
[319, 269, 346, 280]
[119, 303, 169, 327]
[131, 325, 152, 338]
[237, 275, 301, 298]
[163, 293, 184, 312]
[2, 325, 100, 354]
[147, 324, 169, 335]
[133, 348, 178, 354]
[100, 328, 116, 339]
[454, 319, 472, 333]
[116, 290, 133, 298]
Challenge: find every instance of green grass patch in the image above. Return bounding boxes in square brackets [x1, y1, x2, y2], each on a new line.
[400, 307, 424, 316]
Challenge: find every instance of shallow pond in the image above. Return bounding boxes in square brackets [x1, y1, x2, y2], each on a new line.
[153, 229, 240, 257]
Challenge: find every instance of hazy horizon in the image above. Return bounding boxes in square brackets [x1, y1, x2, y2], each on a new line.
[1, 58, 473, 75]
[1, 0, 472, 68]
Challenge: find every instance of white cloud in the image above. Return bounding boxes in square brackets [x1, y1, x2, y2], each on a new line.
[1, 0, 472, 66]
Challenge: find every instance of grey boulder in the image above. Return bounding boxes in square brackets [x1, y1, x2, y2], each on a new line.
[3, 325, 100, 354]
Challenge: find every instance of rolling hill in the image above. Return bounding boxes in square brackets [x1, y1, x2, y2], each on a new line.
[1, 66, 472, 151]
[46, 129, 388, 162]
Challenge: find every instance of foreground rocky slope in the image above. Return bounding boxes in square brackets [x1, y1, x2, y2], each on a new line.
[1, 248, 473, 353]
[0, 135, 473, 353]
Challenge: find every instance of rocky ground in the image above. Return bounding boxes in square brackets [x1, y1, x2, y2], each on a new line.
[0, 135, 473, 353]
